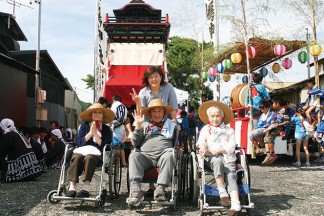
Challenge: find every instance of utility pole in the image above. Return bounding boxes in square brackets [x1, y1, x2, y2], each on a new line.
[35, 0, 42, 127]
[214, 0, 220, 101]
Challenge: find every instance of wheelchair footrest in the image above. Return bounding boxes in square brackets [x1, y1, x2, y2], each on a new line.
[203, 184, 250, 196]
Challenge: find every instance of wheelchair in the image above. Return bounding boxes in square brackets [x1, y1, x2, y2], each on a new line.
[126, 128, 184, 210]
[47, 137, 123, 207]
[188, 147, 254, 215]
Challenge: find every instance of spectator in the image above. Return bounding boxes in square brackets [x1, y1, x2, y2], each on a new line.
[178, 110, 189, 153]
[59, 126, 67, 141]
[39, 127, 48, 153]
[0, 119, 42, 182]
[187, 106, 197, 153]
[45, 120, 59, 150]
[45, 129, 65, 169]
[29, 126, 47, 172]
[303, 79, 317, 122]
[201, 93, 208, 104]
[111, 95, 128, 167]
[245, 73, 270, 118]
[97, 96, 110, 108]
[249, 100, 276, 155]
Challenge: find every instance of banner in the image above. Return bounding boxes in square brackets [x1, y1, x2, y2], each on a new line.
[204, 0, 215, 40]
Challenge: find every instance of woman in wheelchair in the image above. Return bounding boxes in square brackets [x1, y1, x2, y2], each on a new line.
[127, 99, 177, 207]
[65, 103, 114, 198]
[197, 101, 241, 216]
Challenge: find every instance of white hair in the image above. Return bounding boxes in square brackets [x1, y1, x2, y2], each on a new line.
[206, 106, 224, 118]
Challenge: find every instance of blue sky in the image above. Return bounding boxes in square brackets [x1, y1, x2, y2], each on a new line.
[1, 0, 323, 103]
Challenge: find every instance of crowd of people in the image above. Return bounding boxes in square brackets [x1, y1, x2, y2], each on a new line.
[2, 66, 324, 216]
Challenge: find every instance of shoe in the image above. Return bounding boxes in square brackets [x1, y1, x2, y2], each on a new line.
[145, 188, 155, 197]
[219, 196, 231, 207]
[292, 161, 301, 167]
[128, 188, 144, 207]
[65, 190, 76, 198]
[314, 156, 324, 163]
[154, 186, 167, 202]
[262, 155, 271, 165]
[227, 209, 241, 216]
[303, 162, 311, 167]
[76, 190, 90, 198]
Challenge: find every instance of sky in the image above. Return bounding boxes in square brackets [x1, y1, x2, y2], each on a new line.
[1, 0, 324, 103]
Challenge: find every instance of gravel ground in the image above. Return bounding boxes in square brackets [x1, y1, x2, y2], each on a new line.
[1, 157, 324, 216]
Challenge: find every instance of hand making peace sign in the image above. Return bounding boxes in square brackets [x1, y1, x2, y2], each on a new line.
[130, 88, 141, 104]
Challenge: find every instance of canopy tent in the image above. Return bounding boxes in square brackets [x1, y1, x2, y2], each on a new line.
[174, 87, 189, 110]
[211, 38, 307, 74]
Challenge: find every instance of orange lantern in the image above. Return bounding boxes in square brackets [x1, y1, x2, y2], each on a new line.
[272, 63, 281, 73]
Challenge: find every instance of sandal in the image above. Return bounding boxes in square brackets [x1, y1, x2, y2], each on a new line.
[145, 188, 155, 197]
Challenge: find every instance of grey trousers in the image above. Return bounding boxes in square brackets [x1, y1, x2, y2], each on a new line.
[128, 148, 175, 186]
[205, 155, 238, 193]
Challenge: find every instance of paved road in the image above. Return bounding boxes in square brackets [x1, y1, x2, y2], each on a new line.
[0, 157, 324, 216]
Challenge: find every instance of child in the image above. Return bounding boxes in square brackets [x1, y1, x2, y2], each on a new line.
[262, 96, 290, 165]
[177, 110, 189, 153]
[249, 100, 276, 155]
[196, 101, 241, 216]
[291, 108, 310, 167]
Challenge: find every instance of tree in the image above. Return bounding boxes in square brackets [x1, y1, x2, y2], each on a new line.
[81, 74, 95, 90]
[166, 36, 213, 108]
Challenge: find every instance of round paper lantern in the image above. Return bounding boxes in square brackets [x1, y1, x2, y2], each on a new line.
[298, 51, 308, 64]
[222, 59, 232, 70]
[248, 46, 256, 58]
[242, 75, 248, 83]
[231, 53, 242, 63]
[216, 63, 225, 73]
[201, 71, 208, 80]
[272, 63, 281, 73]
[274, 44, 286, 56]
[259, 67, 268, 77]
[223, 74, 231, 82]
[209, 75, 216, 82]
[282, 57, 292, 69]
[208, 67, 217, 76]
[309, 44, 323, 56]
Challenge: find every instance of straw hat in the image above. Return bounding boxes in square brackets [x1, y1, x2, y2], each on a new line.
[198, 100, 234, 125]
[142, 99, 174, 116]
[80, 103, 115, 124]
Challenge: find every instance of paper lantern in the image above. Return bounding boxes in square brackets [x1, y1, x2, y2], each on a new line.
[201, 71, 208, 80]
[282, 58, 292, 69]
[231, 53, 242, 63]
[209, 75, 216, 82]
[216, 63, 225, 73]
[242, 75, 248, 83]
[272, 63, 281, 73]
[274, 44, 286, 56]
[309, 44, 323, 56]
[208, 67, 217, 76]
[259, 67, 268, 77]
[248, 46, 256, 58]
[223, 74, 231, 82]
[298, 51, 308, 64]
[222, 59, 232, 70]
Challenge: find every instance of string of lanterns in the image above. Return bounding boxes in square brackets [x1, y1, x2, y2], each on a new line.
[201, 43, 322, 84]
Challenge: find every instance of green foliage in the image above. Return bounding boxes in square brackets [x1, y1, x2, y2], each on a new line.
[81, 74, 95, 90]
[166, 36, 214, 108]
[79, 100, 92, 112]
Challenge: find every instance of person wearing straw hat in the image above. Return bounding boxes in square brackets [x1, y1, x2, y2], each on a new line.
[196, 101, 241, 216]
[127, 99, 177, 207]
[65, 103, 115, 198]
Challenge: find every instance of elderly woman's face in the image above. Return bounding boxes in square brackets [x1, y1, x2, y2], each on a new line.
[91, 110, 104, 121]
[207, 108, 223, 126]
[148, 72, 162, 88]
[150, 107, 165, 122]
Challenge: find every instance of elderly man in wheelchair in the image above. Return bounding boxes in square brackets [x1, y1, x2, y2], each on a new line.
[127, 99, 177, 208]
[197, 101, 241, 216]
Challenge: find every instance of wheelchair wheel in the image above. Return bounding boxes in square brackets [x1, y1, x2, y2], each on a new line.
[47, 190, 61, 204]
[177, 149, 183, 200]
[189, 152, 199, 203]
[199, 198, 204, 215]
[113, 154, 122, 196]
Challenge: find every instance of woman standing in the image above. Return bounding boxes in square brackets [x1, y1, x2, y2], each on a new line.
[66, 103, 114, 198]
